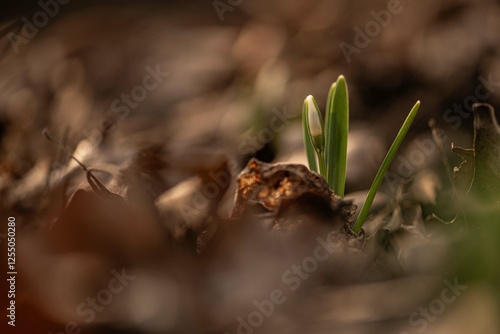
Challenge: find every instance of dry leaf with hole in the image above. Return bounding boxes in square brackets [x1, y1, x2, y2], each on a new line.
[453, 103, 500, 205]
[232, 158, 356, 233]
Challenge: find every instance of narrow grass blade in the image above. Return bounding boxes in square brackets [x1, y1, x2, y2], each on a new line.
[303, 97, 318, 172]
[352, 101, 421, 234]
[325, 75, 348, 197]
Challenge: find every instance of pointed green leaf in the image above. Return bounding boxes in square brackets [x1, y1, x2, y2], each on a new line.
[325, 75, 348, 197]
[352, 101, 421, 234]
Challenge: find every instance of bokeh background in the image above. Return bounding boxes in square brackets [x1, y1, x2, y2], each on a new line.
[1, 0, 499, 333]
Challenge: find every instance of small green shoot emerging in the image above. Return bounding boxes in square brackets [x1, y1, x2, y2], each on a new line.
[302, 97, 318, 173]
[325, 76, 348, 197]
[352, 100, 421, 234]
[302, 76, 420, 234]
[303, 95, 326, 176]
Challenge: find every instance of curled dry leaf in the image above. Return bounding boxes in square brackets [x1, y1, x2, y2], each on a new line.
[232, 158, 356, 233]
[452, 144, 475, 193]
[470, 103, 500, 202]
[453, 103, 500, 205]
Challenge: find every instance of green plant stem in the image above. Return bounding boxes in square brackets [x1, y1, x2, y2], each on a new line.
[352, 101, 421, 234]
[318, 150, 327, 177]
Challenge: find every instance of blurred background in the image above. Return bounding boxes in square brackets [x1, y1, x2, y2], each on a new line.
[0, 0, 499, 333]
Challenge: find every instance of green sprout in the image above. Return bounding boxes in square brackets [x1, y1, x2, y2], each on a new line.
[302, 75, 420, 233]
[325, 76, 348, 197]
[303, 95, 326, 176]
[352, 101, 420, 233]
[303, 75, 348, 194]
[302, 97, 318, 173]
